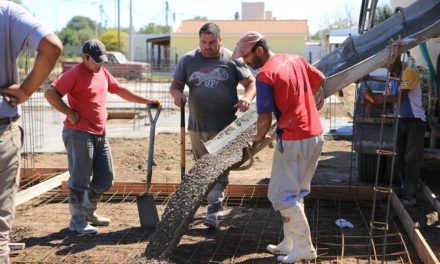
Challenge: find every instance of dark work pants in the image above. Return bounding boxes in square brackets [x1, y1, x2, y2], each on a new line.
[396, 118, 426, 198]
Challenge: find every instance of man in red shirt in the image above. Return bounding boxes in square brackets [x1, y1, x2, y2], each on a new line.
[232, 32, 325, 263]
[45, 39, 160, 234]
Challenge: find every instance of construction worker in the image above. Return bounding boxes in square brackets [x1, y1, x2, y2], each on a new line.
[44, 39, 160, 234]
[0, 2, 62, 263]
[364, 54, 426, 207]
[232, 31, 325, 263]
[169, 22, 256, 229]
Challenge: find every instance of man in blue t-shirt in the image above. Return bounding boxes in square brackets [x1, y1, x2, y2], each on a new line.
[0, 2, 62, 262]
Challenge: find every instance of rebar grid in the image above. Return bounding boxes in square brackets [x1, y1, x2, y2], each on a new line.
[11, 191, 413, 263]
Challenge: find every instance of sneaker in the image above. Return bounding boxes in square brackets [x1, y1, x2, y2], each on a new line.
[217, 210, 224, 220]
[203, 213, 219, 229]
[401, 197, 416, 207]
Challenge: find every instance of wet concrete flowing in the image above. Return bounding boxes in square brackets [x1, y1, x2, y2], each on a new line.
[144, 124, 257, 260]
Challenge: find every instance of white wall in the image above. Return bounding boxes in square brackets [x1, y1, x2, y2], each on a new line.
[242, 2, 265, 20]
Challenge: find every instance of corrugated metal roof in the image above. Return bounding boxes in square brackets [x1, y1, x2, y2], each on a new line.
[173, 20, 308, 36]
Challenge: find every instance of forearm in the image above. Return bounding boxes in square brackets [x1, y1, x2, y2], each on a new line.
[169, 79, 186, 106]
[254, 112, 272, 142]
[20, 34, 62, 98]
[169, 80, 185, 98]
[311, 78, 325, 95]
[44, 88, 72, 116]
[241, 76, 256, 101]
[116, 87, 151, 104]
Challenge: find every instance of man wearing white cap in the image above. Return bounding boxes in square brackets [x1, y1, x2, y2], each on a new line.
[232, 31, 325, 263]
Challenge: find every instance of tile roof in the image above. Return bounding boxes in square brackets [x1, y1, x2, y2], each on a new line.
[173, 20, 309, 36]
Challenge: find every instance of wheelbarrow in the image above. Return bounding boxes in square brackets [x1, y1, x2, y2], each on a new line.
[137, 104, 162, 228]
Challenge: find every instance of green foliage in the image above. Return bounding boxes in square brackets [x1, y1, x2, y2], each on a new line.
[57, 16, 105, 47]
[375, 4, 393, 25]
[99, 29, 126, 53]
[67, 16, 96, 31]
[192, 16, 208, 20]
[311, 29, 329, 41]
[58, 28, 80, 46]
[138, 23, 170, 34]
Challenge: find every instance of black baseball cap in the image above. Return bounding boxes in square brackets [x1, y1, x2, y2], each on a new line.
[82, 39, 108, 64]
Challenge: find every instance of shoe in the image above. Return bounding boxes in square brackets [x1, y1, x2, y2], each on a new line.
[69, 224, 98, 234]
[401, 197, 416, 207]
[203, 213, 219, 229]
[86, 212, 111, 226]
[217, 210, 224, 220]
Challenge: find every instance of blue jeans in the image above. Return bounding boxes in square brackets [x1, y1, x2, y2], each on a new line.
[62, 127, 114, 193]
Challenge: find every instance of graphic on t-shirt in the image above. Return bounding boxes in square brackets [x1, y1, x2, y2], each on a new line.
[188, 68, 228, 87]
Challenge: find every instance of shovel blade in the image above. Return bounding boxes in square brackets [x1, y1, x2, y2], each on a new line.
[136, 193, 159, 228]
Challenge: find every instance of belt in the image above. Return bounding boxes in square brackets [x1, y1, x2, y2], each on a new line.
[0, 116, 19, 125]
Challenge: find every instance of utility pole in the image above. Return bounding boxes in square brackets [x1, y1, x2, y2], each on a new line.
[117, 0, 121, 52]
[165, 1, 169, 27]
[100, 5, 103, 30]
[129, 0, 133, 60]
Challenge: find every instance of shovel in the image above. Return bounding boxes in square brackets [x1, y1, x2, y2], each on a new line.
[180, 99, 186, 181]
[137, 104, 162, 228]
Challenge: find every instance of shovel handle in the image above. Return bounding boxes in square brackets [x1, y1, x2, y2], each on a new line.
[146, 105, 162, 190]
[180, 99, 186, 180]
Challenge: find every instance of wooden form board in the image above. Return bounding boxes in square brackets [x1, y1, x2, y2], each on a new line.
[60, 181, 388, 200]
[391, 193, 440, 264]
[20, 168, 67, 179]
[16, 172, 69, 206]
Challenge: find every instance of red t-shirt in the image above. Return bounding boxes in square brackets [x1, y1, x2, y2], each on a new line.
[256, 54, 324, 140]
[51, 63, 122, 135]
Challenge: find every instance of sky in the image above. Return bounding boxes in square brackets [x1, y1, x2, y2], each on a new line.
[20, 0, 390, 35]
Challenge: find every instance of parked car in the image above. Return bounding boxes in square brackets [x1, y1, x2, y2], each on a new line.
[62, 51, 150, 80]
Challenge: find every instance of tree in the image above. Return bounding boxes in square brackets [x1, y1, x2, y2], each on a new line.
[192, 16, 207, 20]
[234, 11, 240, 20]
[138, 23, 170, 34]
[67, 16, 95, 32]
[375, 4, 393, 25]
[58, 28, 80, 46]
[99, 29, 126, 53]
[311, 4, 358, 40]
[57, 16, 105, 47]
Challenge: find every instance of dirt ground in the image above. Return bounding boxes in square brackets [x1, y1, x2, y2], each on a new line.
[29, 134, 356, 186]
[11, 98, 439, 263]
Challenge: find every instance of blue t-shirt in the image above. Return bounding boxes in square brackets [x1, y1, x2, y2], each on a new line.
[0, 2, 52, 118]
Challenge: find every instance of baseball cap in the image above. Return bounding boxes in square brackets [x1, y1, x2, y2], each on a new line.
[231, 31, 265, 59]
[82, 39, 108, 64]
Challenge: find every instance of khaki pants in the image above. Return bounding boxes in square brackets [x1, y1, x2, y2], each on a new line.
[0, 123, 22, 264]
[268, 135, 324, 211]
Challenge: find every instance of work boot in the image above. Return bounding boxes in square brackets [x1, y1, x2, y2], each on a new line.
[204, 182, 225, 229]
[68, 188, 97, 234]
[84, 189, 111, 226]
[266, 209, 293, 255]
[277, 204, 317, 263]
[203, 212, 220, 229]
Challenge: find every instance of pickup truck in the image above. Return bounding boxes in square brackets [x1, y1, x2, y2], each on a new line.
[62, 51, 150, 80]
